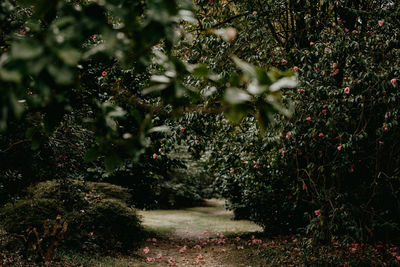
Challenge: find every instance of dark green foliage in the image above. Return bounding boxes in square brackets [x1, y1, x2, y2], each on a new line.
[0, 180, 143, 252]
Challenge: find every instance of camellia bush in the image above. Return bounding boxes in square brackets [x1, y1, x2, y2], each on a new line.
[182, 0, 400, 244]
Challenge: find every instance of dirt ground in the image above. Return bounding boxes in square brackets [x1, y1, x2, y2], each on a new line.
[136, 199, 263, 267]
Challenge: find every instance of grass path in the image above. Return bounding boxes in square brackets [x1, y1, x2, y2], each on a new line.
[135, 199, 263, 266]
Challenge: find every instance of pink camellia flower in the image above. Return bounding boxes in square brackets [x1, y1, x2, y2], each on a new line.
[157, 253, 163, 259]
[352, 30, 358, 34]
[385, 113, 388, 119]
[143, 247, 150, 254]
[314, 209, 321, 216]
[229, 170, 234, 174]
[391, 78, 397, 85]
[179, 246, 187, 253]
[146, 257, 155, 262]
[378, 20, 385, 27]
[306, 116, 311, 122]
[194, 245, 201, 250]
[319, 133, 324, 137]
[302, 183, 307, 191]
[332, 69, 339, 76]
[322, 109, 327, 115]
[153, 153, 157, 159]
[298, 88, 305, 95]
[152, 238, 157, 243]
[172, 262, 178, 266]
[180, 127, 185, 133]
[293, 66, 299, 71]
[102, 71, 107, 76]
[344, 28, 349, 33]
[253, 11, 257, 16]
[310, 41, 315, 46]
[349, 168, 354, 173]
[337, 145, 342, 151]
[281, 59, 287, 65]
[92, 35, 97, 41]
[343, 87, 350, 94]
[332, 62, 338, 69]
[237, 246, 244, 250]
[281, 150, 286, 156]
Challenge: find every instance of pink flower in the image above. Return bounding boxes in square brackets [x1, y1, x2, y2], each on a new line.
[197, 254, 203, 260]
[194, 245, 201, 250]
[378, 20, 384, 27]
[337, 145, 342, 151]
[306, 117, 311, 122]
[344, 28, 349, 33]
[298, 88, 305, 95]
[153, 153, 158, 159]
[319, 133, 324, 137]
[396, 256, 400, 261]
[146, 257, 155, 262]
[332, 69, 339, 76]
[349, 168, 354, 173]
[179, 246, 187, 253]
[143, 247, 150, 254]
[391, 78, 397, 85]
[152, 238, 157, 243]
[252, 11, 257, 16]
[172, 262, 178, 266]
[157, 253, 163, 259]
[332, 62, 338, 69]
[310, 41, 315, 47]
[180, 127, 185, 133]
[92, 35, 97, 41]
[281, 59, 287, 65]
[343, 87, 350, 94]
[352, 30, 358, 34]
[314, 209, 321, 216]
[237, 246, 244, 250]
[385, 113, 388, 119]
[302, 182, 307, 191]
[102, 71, 107, 76]
[230, 170, 234, 174]
[281, 150, 286, 156]
[321, 109, 327, 115]
[293, 66, 299, 71]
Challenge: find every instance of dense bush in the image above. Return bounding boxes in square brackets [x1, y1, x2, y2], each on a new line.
[0, 180, 143, 253]
[189, 0, 400, 243]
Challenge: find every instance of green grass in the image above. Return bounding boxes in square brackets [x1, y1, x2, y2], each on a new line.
[138, 199, 261, 235]
[55, 250, 151, 267]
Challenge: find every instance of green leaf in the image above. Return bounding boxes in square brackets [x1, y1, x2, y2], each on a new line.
[104, 153, 122, 172]
[0, 68, 22, 83]
[84, 147, 100, 162]
[232, 56, 256, 78]
[225, 88, 252, 104]
[11, 41, 44, 59]
[57, 48, 81, 66]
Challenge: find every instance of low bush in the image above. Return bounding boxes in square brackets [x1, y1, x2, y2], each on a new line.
[0, 179, 143, 255]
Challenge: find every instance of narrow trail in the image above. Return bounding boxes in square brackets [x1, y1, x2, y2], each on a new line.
[136, 199, 263, 267]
